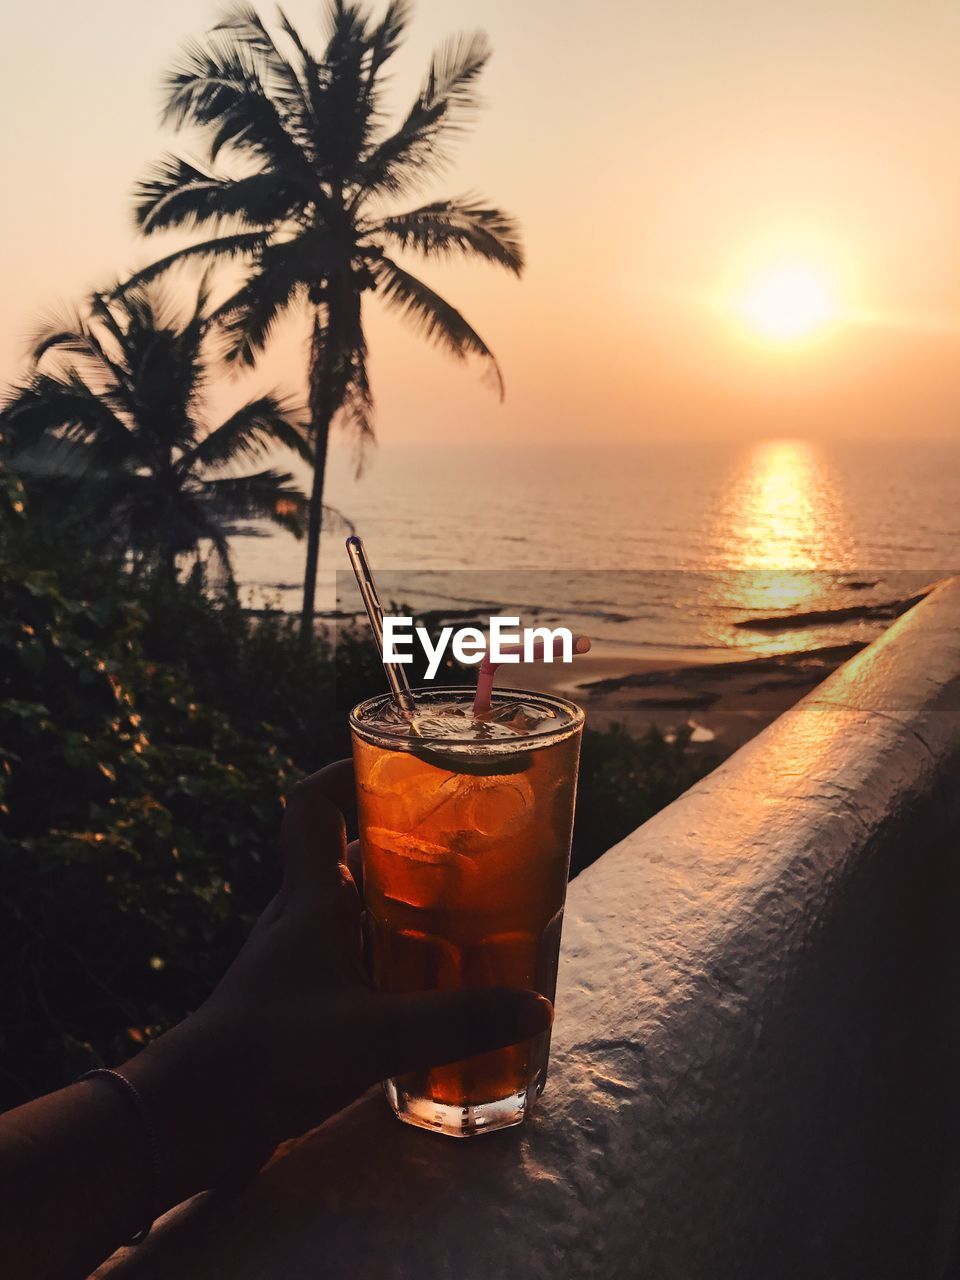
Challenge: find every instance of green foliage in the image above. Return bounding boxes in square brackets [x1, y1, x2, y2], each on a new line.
[126, 567, 385, 772]
[0, 481, 298, 1105]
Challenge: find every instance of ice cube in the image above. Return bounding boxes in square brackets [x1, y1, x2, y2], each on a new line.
[442, 774, 535, 857]
[364, 751, 434, 795]
[462, 774, 534, 838]
[409, 711, 472, 741]
[487, 701, 557, 735]
[361, 751, 457, 829]
[363, 825, 475, 910]
[414, 710, 525, 744]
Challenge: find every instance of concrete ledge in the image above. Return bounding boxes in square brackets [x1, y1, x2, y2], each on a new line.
[99, 579, 960, 1280]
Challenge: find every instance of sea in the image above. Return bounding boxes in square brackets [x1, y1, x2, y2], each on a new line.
[229, 437, 960, 663]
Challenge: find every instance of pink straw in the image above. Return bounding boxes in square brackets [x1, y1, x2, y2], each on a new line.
[473, 633, 591, 717]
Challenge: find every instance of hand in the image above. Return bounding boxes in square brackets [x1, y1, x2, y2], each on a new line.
[124, 760, 553, 1206]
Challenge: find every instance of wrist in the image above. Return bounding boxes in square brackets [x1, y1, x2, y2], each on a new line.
[78, 1070, 159, 1242]
[122, 1014, 273, 1213]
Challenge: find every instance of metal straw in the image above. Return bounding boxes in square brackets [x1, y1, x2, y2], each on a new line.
[345, 536, 417, 716]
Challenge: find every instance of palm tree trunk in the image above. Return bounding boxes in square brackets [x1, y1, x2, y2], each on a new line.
[300, 316, 334, 643]
[300, 412, 332, 640]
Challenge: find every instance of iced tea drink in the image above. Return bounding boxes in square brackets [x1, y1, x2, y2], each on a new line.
[350, 687, 583, 1137]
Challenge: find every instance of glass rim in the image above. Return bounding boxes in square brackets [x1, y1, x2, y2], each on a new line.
[349, 685, 585, 754]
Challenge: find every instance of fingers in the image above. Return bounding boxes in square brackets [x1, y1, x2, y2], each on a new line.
[281, 760, 355, 900]
[289, 758, 356, 814]
[372, 987, 554, 1079]
[345, 839, 362, 895]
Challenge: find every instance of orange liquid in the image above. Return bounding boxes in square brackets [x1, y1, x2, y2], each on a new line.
[353, 728, 581, 1107]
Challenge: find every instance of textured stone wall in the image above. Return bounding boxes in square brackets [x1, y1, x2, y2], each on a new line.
[98, 579, 960, 1280]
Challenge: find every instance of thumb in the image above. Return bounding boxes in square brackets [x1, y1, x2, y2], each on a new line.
[372, 987, 554, 1079]
[280, 760, 354, 900]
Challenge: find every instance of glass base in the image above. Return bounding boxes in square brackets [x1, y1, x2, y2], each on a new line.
[383, 1079, 532, 1138]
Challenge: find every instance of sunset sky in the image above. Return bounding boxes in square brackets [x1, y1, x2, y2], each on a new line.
[4, 0, 960, 444]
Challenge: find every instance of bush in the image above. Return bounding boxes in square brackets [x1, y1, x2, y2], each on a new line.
[0, 478, 298, 1105]
[572, 723, 716, 875]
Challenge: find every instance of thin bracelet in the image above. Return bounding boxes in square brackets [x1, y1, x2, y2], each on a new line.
[78, 1068, 159, 1244]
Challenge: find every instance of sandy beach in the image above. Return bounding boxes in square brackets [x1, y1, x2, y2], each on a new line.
[499, 642, 864, 755]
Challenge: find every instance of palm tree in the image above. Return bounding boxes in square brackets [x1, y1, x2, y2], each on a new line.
[1, 281, 312, 577]
[127, 0, 524, 636]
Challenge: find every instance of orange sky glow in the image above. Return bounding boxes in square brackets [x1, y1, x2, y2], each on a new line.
[4, 0, 960, 445]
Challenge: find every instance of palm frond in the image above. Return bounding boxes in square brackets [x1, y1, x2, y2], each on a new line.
[274, 7, 329, 152]
[421, 30, 490, 122]
[372, 196, 523, 275]
[214, 277, 308, 367]
[119, 232, 271, 291]
[199, 521, 236, 581]
[27, 306, 89, 365]
[207, 230, 335, 364]
[26, 297, 99, 366]
[182, 268, 216, 349]
[202, 467, 309, 537]
[323, 1, 371, 58]
[134, 154, 307, 233]
[0, 432, 98, 480]
[213, 4, 308, 106]
[97, 279, 210, 439]
[161, 29, 311, 174]
[87, 292, 132, 358]
[374, 255, 503, 398]
[29, 304, 136, 427]
[332, 326, 376, 476]
[320, 502, 357, 534]
[291, 2, 381, 183]
[355, 30, 491, 198]
[183, 393, 311, 469]
[364, 1, 411, 88]
[276, 6, 312, 65]
[134, 323, 209, 455]
[2, 372, 135, 459]
[117, 283, 159, 334]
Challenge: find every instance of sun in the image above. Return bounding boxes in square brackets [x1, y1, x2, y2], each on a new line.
[736, 260, 840, 343]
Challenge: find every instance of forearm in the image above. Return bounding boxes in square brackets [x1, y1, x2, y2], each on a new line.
[0, 1018, 265, 1280]
[0, 1079, 151, 1280]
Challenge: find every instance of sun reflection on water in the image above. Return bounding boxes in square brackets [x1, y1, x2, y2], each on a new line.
[705, 439, 854, 653]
